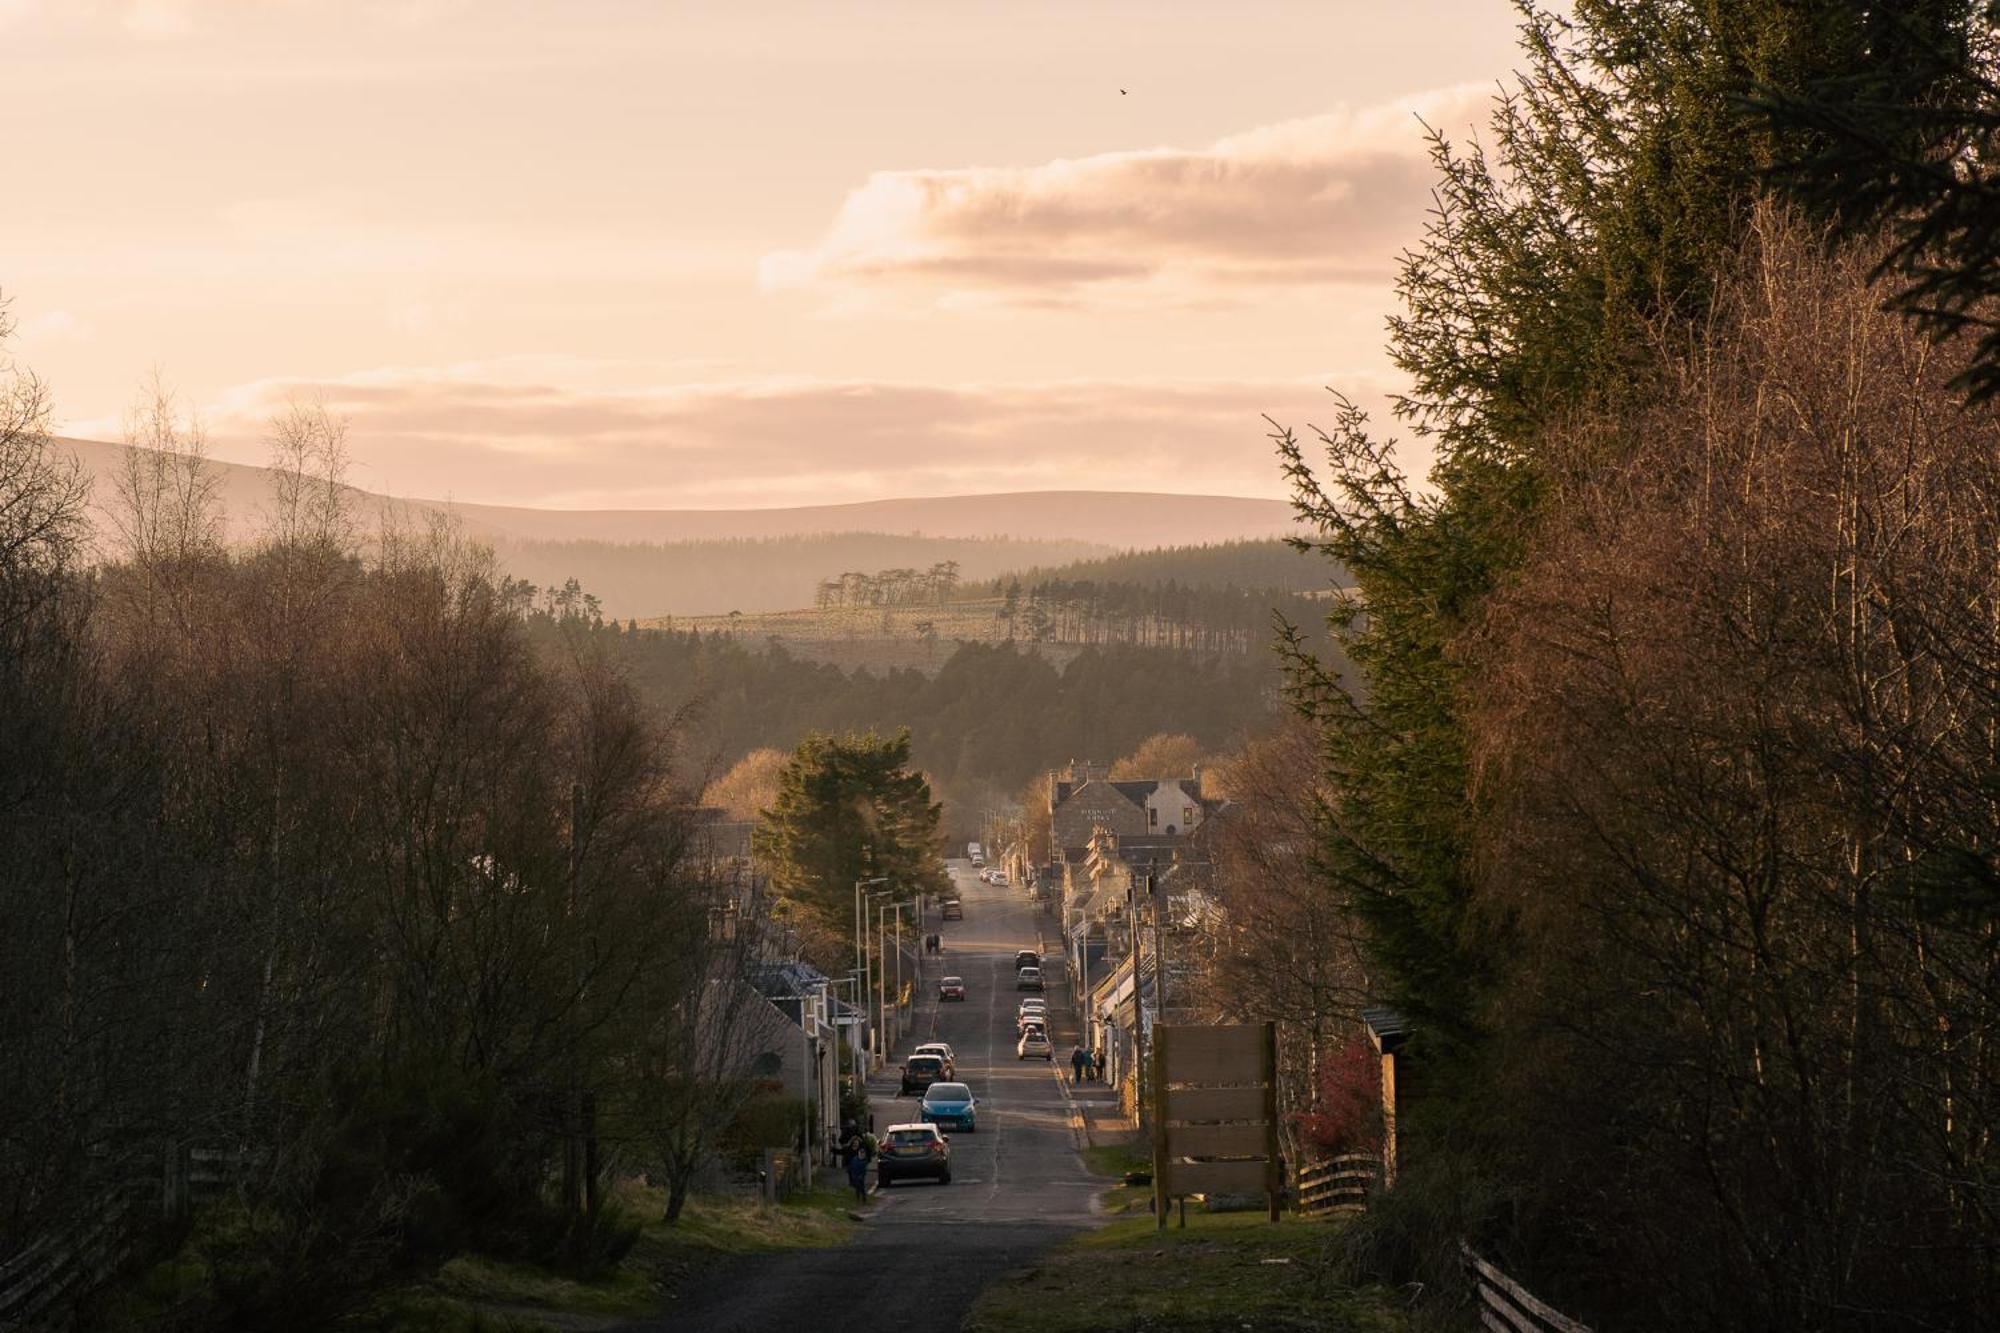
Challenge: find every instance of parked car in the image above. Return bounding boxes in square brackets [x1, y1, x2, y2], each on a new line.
[938, 976, 968, 1001]
[1017, 1029, 1053, 1060]
[1014, 949, 1040, 971]
[919, 1082, 978, 1133]
[941, 899, 964, 921]
[1016, 965, 1043, 991]
[1018, 1020, 1048, 1043]
[900, 1054, 947, 1096]
[914, 1042, 957, 1077]
[991, 870, 1009, 886]
[877, 1123, 952, 1186]
[1016, 999, 1047, 1024]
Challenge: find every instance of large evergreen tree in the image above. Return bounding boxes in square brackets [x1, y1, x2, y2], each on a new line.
[755, 730, 948, 955]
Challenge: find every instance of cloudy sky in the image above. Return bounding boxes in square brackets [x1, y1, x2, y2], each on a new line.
[2, 1, 1520, 508]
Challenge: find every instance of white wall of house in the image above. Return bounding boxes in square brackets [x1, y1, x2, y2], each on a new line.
[1142, 780, 1202, 836]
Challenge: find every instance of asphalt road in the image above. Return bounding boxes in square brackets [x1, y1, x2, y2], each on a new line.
[620, 862, 1097, 1333]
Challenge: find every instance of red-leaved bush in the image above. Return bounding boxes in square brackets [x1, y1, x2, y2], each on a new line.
[1292, 1036, 1382, 1156]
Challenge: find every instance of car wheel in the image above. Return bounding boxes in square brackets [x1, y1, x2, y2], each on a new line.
[939, 1171, 951, 1185]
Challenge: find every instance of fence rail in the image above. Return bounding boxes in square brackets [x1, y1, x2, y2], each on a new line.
[1461, 1243, 1593, 1333]
[0, 1182, 151, 1332]
[1294, 1153, 1379, 1215]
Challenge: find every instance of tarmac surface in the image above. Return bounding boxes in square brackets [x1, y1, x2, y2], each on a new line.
[618, 861, 1099, 1333]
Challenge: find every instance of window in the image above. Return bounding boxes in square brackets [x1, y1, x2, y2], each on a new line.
[1184, 806, 1196, 826]
[1148, 806, 1158, 829]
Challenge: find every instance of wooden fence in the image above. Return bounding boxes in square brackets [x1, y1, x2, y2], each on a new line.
[0, 1181, 152, 1332]
[1294, 1153, 1380, 1215]
[0, 1142, 252, 1331]
[1461, 1243, 1593, 1333]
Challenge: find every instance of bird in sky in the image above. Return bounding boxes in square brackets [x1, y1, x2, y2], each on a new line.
[1120, 88, 1128, 95]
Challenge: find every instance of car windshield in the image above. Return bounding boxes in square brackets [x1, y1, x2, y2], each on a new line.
[941, 977, 963, 986]
[926, 1083, 970, 1102]
[908, 1056, 942, 1072]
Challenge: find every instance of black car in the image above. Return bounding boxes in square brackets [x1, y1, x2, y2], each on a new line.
[1014, 949, 1039, 971]
[900, 1053, 946, 1096]
[877, 1123, 952, 1186]
[941, 899, 964, 921]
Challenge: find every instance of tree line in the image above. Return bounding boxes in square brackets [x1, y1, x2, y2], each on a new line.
[812, 560, 961, 608]
[518, 620, 1286, 839]
[1267, 3, 2000, 1329]
[983, 576, 1323, 654]
[0, 373, 785, 1327]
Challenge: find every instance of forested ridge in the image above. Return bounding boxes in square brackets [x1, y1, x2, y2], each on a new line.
[521, 615, 1285, 831]
[968, 537, 1337, 595]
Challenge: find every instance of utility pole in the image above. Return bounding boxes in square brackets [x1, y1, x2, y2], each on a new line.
[1151, 869, 1169, 1022]
[1129, 874, 1148, 1123]
[854, 877, 886, 1066]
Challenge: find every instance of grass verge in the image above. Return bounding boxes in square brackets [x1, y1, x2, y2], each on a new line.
[388, 1180, 859, 1329]
[964, 1211, 1409, 1333]
[1079, 1133, 1155, 1215]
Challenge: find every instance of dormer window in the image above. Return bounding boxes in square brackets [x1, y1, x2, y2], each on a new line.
[1148, 806, 1159, 829]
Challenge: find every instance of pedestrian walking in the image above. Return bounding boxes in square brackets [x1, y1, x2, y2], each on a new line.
[1093, 1046, 1106, 1081]
[1070, 1044, 1087, 1084]
[842, 1122, 878, 1203]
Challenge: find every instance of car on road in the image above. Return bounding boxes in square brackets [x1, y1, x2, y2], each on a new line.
[919, 1082, 978, 1132]
[914, 1042, 957, 1076]
[941, 898, 964, 921]
[877, 1123, 952, 1186]
[1014, 949, 1039, 971]
[1018, 1022, 1048, 1046]
[899, 1053, 947, 1096]
[1016, 965, 1043, 991]
[1017, 1029, 1053, 1060]
[1016, 998, 1046, 1021]
[938, 976, 967, 1001]
[991, 869, 1009, 886]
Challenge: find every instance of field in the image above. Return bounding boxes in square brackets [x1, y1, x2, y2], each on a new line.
[645, 598, 1094, 673]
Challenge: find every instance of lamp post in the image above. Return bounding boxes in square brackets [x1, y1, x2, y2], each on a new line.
[853, 877, 888, 1065]
[867, 888, 896, 1060]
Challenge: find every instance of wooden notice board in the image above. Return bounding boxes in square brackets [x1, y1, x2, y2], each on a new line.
[1151, 1021, 1280, 1227]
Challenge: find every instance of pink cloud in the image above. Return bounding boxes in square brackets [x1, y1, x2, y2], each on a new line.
[763, 86, 1490, 305]
[185, 364, 1404, 509]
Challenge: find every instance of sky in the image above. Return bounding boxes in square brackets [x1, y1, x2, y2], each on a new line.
[1, 1, 1523, 509]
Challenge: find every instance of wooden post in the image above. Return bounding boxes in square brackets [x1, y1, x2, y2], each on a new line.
[1380, 1047, 1398, 1191]
[1151, 1024, 1170, 1230]
[1263, 1021, 1281, 1223]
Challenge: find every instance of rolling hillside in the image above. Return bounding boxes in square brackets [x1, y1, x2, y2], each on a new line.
[49, 436, 1300, 617]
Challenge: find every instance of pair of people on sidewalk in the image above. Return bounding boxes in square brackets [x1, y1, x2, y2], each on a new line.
[1069, 1044, 1103, 1084]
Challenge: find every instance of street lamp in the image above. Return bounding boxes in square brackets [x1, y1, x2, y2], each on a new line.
[853, 877, 888, 1064]
[869, 890, 898, 1057]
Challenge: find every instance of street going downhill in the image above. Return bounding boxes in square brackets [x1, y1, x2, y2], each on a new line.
[620, 861, 1098, 1332]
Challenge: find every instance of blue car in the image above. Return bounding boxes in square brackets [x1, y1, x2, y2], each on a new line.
[920, 1081, 977, 1133]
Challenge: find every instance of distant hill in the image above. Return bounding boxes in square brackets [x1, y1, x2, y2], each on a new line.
[48, 436, 1299, 616]
[49, 437, 1295, 548]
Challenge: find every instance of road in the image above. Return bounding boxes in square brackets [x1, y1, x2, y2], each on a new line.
[621, 861, 1097, 1332]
